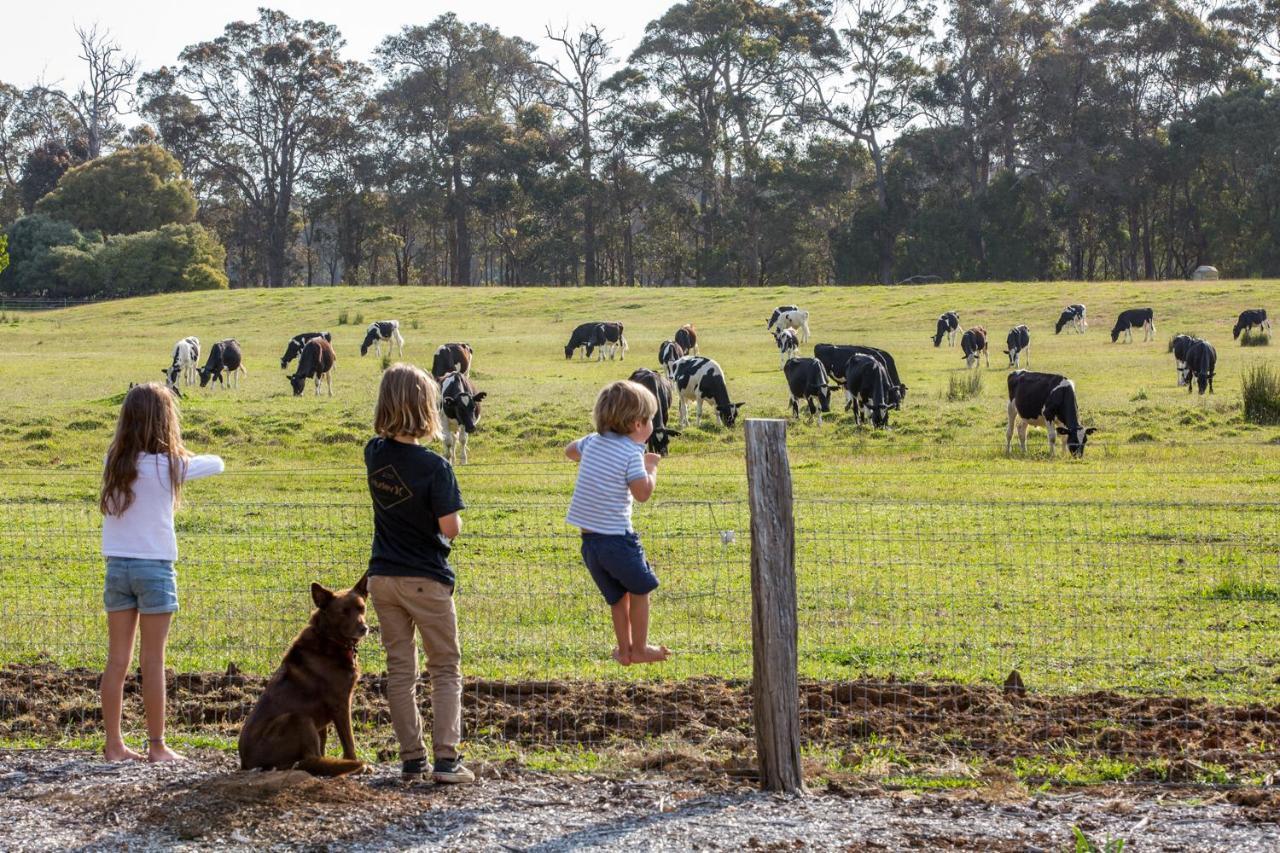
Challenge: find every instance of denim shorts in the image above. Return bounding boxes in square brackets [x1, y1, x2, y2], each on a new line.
[580, 532, 659, 605]
[103, 557, 179, 614]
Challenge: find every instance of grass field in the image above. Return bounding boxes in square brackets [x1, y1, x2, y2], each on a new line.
[0, 281, 1278, 703]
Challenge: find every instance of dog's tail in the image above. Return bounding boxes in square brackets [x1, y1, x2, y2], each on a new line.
[294, 756, 366, 777]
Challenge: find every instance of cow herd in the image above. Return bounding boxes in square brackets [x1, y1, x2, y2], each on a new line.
[153, 299, 1269, 465]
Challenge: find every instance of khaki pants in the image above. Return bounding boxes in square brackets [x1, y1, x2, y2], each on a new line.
[368, 575, 462, 762]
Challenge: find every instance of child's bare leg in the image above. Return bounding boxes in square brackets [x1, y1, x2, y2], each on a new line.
[139, 613, 182, 762]
[102, 609, 143, 761]
[611, 594, 632, 665]
[626, 593, 669, 664]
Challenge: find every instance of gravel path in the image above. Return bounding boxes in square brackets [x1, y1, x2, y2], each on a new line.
[2, 749, 1278, 851]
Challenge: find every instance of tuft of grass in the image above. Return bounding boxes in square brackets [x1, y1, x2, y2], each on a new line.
[337, 309, 349, 325]
[947, 371, 982, 401]
[410, 318, 421, 330]
[1204, 576, 1280, 602]
[354, 312, 365, 324]
[1129, 389, 1148, 402]
[1240, 329, 1270, 347]
[380, 354, 392, 372]
[1242, 364, 1280, 425]
[1128, 431, 1156, 443]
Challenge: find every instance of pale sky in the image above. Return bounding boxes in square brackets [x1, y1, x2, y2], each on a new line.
[1, 1, 665, 92]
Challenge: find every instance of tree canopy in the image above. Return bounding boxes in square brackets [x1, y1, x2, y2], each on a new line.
[35, 144, 196, 235]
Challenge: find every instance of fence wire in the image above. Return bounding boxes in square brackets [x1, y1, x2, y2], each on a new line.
[0, 479, 1276, 775]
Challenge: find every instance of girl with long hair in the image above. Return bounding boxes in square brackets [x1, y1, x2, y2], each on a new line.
[99, 383, 224, 762]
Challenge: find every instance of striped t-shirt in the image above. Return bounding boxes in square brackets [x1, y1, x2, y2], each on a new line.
[566, 432, 648, 535]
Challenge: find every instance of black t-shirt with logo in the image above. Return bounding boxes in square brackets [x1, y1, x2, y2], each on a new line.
[365, 437, 465, 587]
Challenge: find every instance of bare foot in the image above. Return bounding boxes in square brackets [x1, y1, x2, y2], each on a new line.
[148, 744, 185, 763]
[104, 745, 144, 762]
[612, 647, 632, 666]
[630, 644, 670, 664]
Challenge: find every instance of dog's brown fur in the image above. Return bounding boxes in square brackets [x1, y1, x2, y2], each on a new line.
[238, 577, 370, 776]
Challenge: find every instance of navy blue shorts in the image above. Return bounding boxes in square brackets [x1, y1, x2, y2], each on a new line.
[580, 532, 659, 605]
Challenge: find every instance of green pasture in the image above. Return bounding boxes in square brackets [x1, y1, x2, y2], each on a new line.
[0, 282, 1277, 701]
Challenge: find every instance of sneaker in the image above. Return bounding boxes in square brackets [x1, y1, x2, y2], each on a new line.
[432, 755, 475, 784]
[401, 757, 428, 779]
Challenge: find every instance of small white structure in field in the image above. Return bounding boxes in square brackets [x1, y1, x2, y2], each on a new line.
[1192, 265, 1219, 281]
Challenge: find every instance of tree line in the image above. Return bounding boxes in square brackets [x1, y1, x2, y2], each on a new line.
[2, 0, 1280, 289]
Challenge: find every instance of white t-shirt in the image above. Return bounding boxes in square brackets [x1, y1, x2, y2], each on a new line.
[101, 453, 225, 561]
[565, 432, 648, 535]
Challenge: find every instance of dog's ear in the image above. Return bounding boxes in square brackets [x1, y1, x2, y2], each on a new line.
[352, 572, 369, 599]
[311, 582, 336, 609]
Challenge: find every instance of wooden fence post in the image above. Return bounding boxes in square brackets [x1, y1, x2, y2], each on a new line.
[744, 418, 804, 794]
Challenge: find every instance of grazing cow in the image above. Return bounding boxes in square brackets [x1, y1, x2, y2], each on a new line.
[360, 321, 404, 357]
[961, 326, 990, 368]
[438, 371, 487, 465]
[1184, 339, 1217, 395]
[198, 339, 246, 389]
[432, 342, 473, 380]
[813, 344, 907, 405]
[675, 324, 698, 355]
[1110, 308, 1155, 343]
[1233, 309, 1270, 340]
[628, 368, 681, 456]
[1055, 304, 1087, 335]
[672, 356, 744, 427]
[1171, 334, 1199, 386]
[843, 354, 900, 429]
[288, 337, 336, 396]
[774, 327, 799, 367]
[280, 332, 330, 370]
[782, 357, 833, 425]
[591, 322, 628, 360]
[1005, 370, 1096, 457]
[932, 311, 961, 347]
[767, 306, 811, 342]
[163, 336, 200, 391]
[658, 340, 685, 378]
[1004, 325, 1030, 368]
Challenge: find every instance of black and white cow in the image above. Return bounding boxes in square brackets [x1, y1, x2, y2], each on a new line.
[1004, 325, 1030, 368]
[1055, 304, 1087, 335]
[280, 332, 330, 370]
[767, 306, 810, 342]
[432, 342, 473, 380]
[628, 368, 680, 456]
[1110, 308, 1155, 343]
[812, 344, 907, 404]
[675, 324, 698, 355]
[1171, 334, 1199, 386]
[1184, 339, 1217, 395]
[1233, 309, 1270, 340]
[163, 336, 200, 391]
[565, 322, 602, 359]
[564, 321, 626, 360]
[773, 327, 799, 367]
[591, 322, 628, 360]
[672, 356, 744, 427]
[288, 336, 336, 396]
[360, 320, 404, 357]
[438, 370, 487, 465]
[658, 340, 685, 378]
[932, 311, 961, 347]
[782, 357, 833, 425]
[1005, 370, 1096, 457]
[843, 354, 900, 429]
[960, 326, 989, 368]
[198, 339, 246, 389]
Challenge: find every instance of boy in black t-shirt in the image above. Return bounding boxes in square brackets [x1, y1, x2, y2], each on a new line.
[365, 364, 473, 784]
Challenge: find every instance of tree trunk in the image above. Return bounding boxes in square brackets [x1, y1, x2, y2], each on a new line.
[451, 155, 472, 285]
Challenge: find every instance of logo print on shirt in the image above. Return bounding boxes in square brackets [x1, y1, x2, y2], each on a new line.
[369, 465, 413, 510]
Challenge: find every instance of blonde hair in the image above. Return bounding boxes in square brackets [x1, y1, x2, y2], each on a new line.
[374, 363, 442, 440]
[594, 380, 658, 435]
[100, 383, 188, 516]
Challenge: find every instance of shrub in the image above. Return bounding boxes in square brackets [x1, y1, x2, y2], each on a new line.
[1240, 329, 1270, 347]
[0, 214, 96, 295]
[1241, 364, 1280, 425]
[35, 145, 197, 235]
[94, 223, 228, 295]
[947, 371, 982, 401]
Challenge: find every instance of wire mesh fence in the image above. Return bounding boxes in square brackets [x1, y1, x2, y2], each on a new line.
[1, 467, 1277, 775]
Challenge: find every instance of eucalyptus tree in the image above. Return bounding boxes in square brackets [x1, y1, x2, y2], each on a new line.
[36, 24, 136, 159]
[138, 9, 368, 286]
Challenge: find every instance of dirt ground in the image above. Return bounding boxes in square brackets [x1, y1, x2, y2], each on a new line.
[2, 749, 1279, 851]
[2, 662, 1278, 780]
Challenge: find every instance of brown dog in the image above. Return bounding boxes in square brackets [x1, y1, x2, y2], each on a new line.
[238, 577, 370, 776]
